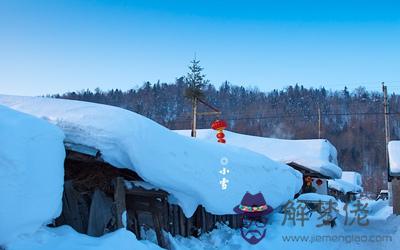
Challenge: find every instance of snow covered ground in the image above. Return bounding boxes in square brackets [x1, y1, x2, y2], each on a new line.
[6, 226, 162, 250]
[175, 129, 342, 179]
[0, 95, 302, 218]
[167, 198, 397, 250]
[0, 105, 65, 245]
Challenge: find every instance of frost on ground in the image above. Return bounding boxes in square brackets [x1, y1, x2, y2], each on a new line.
[0, 105, 65, 245]
[175, 129, 342, 179]
[0, 95, 302, 217]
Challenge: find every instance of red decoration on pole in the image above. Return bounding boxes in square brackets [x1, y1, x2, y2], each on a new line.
[211, 119, 227, 143]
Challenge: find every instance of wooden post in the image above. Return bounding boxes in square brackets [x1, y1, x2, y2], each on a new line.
[191, 97, 198, 137]
[113, 177, 126, 229]
[392, 178, 400, 215]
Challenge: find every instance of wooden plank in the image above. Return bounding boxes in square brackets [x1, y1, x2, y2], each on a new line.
[179, 208, 186, 236]
[153, 212, 167, 248]
[87, 189, 113, 236]
[173, 205, 180, 236]
[56, 181, 86, 233]
[393, 178, 400, 215]
[113, 177, 126, 229]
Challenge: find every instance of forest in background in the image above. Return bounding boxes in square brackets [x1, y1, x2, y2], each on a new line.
[52, 79, 400, 194]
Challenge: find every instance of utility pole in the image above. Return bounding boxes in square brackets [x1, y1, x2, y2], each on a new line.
[382, 82, 393, 206]
[382, 82, 390, 176]
[318, 106, 322, 139]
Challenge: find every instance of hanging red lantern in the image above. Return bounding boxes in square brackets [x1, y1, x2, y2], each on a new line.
[211, 120, 227, 131]
[211, 119, 227, 144]
[316, 179, 323, 186]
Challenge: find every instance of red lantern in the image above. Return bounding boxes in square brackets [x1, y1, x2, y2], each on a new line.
[316, 179, 323, 186]
[216, 132, 225, 139]
[211, 119, 228, 144]
[211, 120, 227, 131]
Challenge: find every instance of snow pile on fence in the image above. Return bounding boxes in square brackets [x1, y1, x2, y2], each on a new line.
[0, 95, 303, 218]
[175, 129, 342, 179]
[388, 141, 400, 175]
[0, 105, 65, 245]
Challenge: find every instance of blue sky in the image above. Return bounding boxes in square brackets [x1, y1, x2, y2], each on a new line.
[0, 0, 400, 95]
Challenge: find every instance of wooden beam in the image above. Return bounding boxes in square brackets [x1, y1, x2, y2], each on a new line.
[113, 177, 126, 229]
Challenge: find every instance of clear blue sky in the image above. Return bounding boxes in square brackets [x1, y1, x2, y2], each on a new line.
[1, 0, 400, 95]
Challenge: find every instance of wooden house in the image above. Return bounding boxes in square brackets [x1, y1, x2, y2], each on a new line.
[55, 142, 241, 249]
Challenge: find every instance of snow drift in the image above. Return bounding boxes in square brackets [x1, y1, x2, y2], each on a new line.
[0, 105, 65, 245]
[0, 95, 303, 218]
[175, 129, 342, 179]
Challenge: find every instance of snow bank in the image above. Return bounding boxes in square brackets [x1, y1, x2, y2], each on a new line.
[388, 141, 400, 175]
[0, 105, 65, 245]
[175, 129, 342, 179]
[6, 226, 161, 250]
[296, 193, 336, 202]
[0, 95, 302, 217]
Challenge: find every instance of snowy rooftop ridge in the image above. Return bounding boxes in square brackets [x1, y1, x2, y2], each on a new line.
[0, 95, 303, 217]
[175, 129, 342, 179]
[388, 141, 400, 175]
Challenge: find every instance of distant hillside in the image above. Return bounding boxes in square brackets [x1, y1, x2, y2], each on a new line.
[53, 79, 400, 194]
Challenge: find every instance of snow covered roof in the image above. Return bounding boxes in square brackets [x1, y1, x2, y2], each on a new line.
[0, 105, 65, 245]
[0, 95, 303, 217]
[328, 171, 363, 194]
[388, 141, 400, 175]
[175, 129, 342, 179]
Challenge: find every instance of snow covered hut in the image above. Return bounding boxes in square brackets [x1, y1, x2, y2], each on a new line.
[0, 95, 302, 247]
[328, 171, 363, 202]
[175, 129, 342, 196]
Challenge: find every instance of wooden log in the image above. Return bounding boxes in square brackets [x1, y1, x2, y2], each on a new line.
[113, 177, 126, 229]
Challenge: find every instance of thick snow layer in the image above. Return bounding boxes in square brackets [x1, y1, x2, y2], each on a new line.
[328, 179, 363, 193]
[388, 141, 400, 175]
[0, 105, 65, 245]
[341, 171, 362, 186]
[175, 129, 342, 179]
[297, 193, 337, 202]
[0, 95, 302, 217]
[6, 226, 161, 250]
[328, 171, 363, 193]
